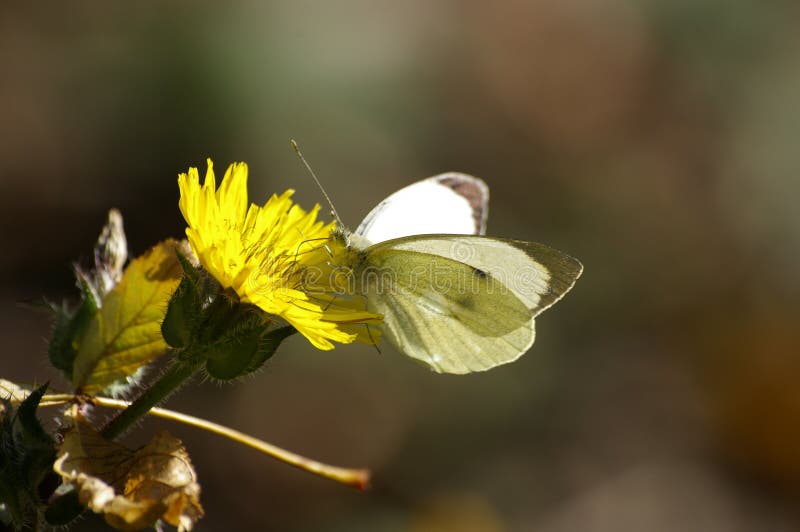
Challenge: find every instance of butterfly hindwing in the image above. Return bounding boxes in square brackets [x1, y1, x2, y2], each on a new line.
[360, 247, 533, 373]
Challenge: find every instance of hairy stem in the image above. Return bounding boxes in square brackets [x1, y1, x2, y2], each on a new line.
[100, 359, 203, 440]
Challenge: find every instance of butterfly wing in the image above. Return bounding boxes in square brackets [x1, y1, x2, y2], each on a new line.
[355, 173, 488, 244]
[359, 236, 582, 373]
[373, 235, 583, 318]
[361, 247, 533, 373]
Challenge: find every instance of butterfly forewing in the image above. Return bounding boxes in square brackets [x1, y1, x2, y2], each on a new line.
[355, 173, 489, 244]
[368, 235, 583, 317]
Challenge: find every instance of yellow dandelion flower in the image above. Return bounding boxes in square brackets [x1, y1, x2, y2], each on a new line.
[178, 159, 381, 350]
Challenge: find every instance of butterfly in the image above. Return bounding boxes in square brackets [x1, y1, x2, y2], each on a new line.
[331, 172, 583, 374]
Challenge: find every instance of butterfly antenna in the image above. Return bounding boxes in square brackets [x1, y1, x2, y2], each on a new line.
[290, 139, 344, 227]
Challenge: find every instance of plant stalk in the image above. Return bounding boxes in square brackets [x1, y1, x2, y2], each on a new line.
[101, 359, 202, 440]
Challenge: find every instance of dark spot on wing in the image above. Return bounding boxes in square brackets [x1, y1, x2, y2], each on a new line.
[457, 294, 475, 309]
[437, 174, 489, 235]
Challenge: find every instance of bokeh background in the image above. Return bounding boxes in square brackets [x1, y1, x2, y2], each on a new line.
[3, 1, 800, 530]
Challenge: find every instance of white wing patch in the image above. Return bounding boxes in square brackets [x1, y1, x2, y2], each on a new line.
[355, 173, 488, 244]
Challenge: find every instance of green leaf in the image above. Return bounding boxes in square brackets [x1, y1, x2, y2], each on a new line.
[0, 381, 58, 529]
[16, 385, 57, 507]
[17, 383, 52, 447]
[47, 282, 99, 377]
[72, 240, 183, 395]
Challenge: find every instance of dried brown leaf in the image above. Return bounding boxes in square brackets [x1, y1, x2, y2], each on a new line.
[54, 410, 203, 531]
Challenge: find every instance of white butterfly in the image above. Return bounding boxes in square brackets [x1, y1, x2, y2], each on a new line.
[330, 172, 582, 374]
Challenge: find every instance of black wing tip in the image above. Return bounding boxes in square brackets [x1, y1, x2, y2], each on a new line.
[564, 253, 584, 280]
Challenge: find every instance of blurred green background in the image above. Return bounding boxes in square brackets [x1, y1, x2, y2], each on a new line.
[2, 1, 800, 530]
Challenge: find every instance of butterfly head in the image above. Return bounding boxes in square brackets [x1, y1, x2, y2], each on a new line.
[331, 225, 371, 253]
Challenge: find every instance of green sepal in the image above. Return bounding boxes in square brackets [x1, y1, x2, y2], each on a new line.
[204, 311, 267, 380]
[43, 487, 84, 526]
[205, 324, 296, 380]
[48, 280, 99, 377]
[205, 336, 260, 379]
[243, 326, 296, 375]
[161, 254, 203, 349]
[175, 249, 202, 286]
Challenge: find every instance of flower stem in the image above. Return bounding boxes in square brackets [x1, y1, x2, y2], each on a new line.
[101, 359, 202, 440]
[37, 393, 370, 490]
